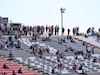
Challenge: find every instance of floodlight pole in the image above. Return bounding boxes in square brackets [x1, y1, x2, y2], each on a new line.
[60, 7, 66, 35]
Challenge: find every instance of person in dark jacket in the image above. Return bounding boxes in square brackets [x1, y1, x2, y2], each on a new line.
[18, 68, 23, 73]
[3, 63, 9, 69]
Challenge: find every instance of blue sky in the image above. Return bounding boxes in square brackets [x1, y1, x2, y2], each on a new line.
[0, 0, 100, 35]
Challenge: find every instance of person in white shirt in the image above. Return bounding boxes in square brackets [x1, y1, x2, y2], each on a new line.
[20, 26, 23, 35]
[14, 41, 18, 47]
[87, 46, 91, 53]
[64, 38, 68, 43]
[2, 25, 5, 35]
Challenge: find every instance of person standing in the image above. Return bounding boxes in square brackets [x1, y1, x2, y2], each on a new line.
[12, 70, 17, 75]
[49, 29, 51, 37]
[51, 25, 54, 35]
[57, 25, 59, 35]
[46, 25, 48, 33]
[11, 26, 14, 35]
[29, 26, 32, 36]
[1, 25, 5, 35]
[23, 26, 26, 35]
[68, 28, 70, 35]
[62, 27, 65, 35]
[99, 28, 100, 33]
[26, 26, 29, 36]
[20, 26, 23, 35]
[73, 28, 75, 35]
[55, 26, 57, 35]
[41, 26, 43, 35]
[92, 27, 94, 36]
[74, 63, 77, 72]
[7, 26, 10, 35]
[76, 27, 79, 35]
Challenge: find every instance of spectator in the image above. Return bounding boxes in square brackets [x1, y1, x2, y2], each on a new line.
[12, 70, 17, 75]
[57, 56, 60, 62]
[84, 34, 88, 38]
[64, 38, 68, 43]
[49, 29, 51, 37]
[30, 44, 34, 49]
[65, 48, 70, 52]
[69, 35, 72, 39]
[71, 39, 75, 43]
[46, 25, 48, 33]
[62, 27, 65, 35]
[3, 44, 8, 51]
[96, 34, 100, 42]
[56, 50, 60, 55]
[3, 63, 9, 69]
[0, 33, 2, 38]
[92, 47, 94, 54]
[83, 54, 88, 59]
[83, 42, 85, 46]
[11, 38, 14, 48]
[9, 51, 13, 60]
[2, 72, 7, 75]
[67, 28, 70, 35]
[17, 40, 21, 49]
[75, 55, 79, 59]
[81, 69, 87, 75]
[51, 67, 55, 74]
[74, 63, 77, 72]
[92, 27, 94, 36]
[8, 36, 12, 42]
[58, 38, 62, 44]
[76, 27, 79, 35]
[79, 65, 82, 70]
[73, 28, 75, 35]
[18, 68, 23, 73]
[92, 57, 97, 62]
[99, 28, 100, 33]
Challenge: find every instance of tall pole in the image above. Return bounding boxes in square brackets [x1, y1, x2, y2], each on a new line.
[61, 12, 63, 35]
[60, 7, 66, 35]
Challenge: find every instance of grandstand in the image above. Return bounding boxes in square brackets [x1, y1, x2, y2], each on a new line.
[0, 35, 100, 75]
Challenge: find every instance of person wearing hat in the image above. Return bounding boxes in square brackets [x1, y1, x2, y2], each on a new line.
[18, 68, 23, 73]
[74, 63, 77, 72]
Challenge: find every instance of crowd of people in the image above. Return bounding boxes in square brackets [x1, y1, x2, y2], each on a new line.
[1, 25, 100, 38]
[47, 35, 98, 75]
[2, 68, 23, 75]
[30, 43, 50, 57]
[0, 35, 21, 50]
[1, 24, 100, 75]
[0, 25, 60, 37]
[1, 62, 23, 75]
[72, 27, 79, 35]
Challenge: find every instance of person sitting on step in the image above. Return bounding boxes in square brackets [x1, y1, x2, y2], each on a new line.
[71, 39, 75, 43]
[79, 65, 82, 70]
[9, 51, 13, 60]
[84, 34, 88, 38]
[92, 57, 97, 62]
[30, 44, 34, 49]
[3, 63, 9, 69]
[58, 38, 62, 44]
[56, 50, 60, 55]
[83, 54, 88, 59]
[18, 68, 23, 73]
[51, 67, 55, 74]
[75, 55, 79, 59]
